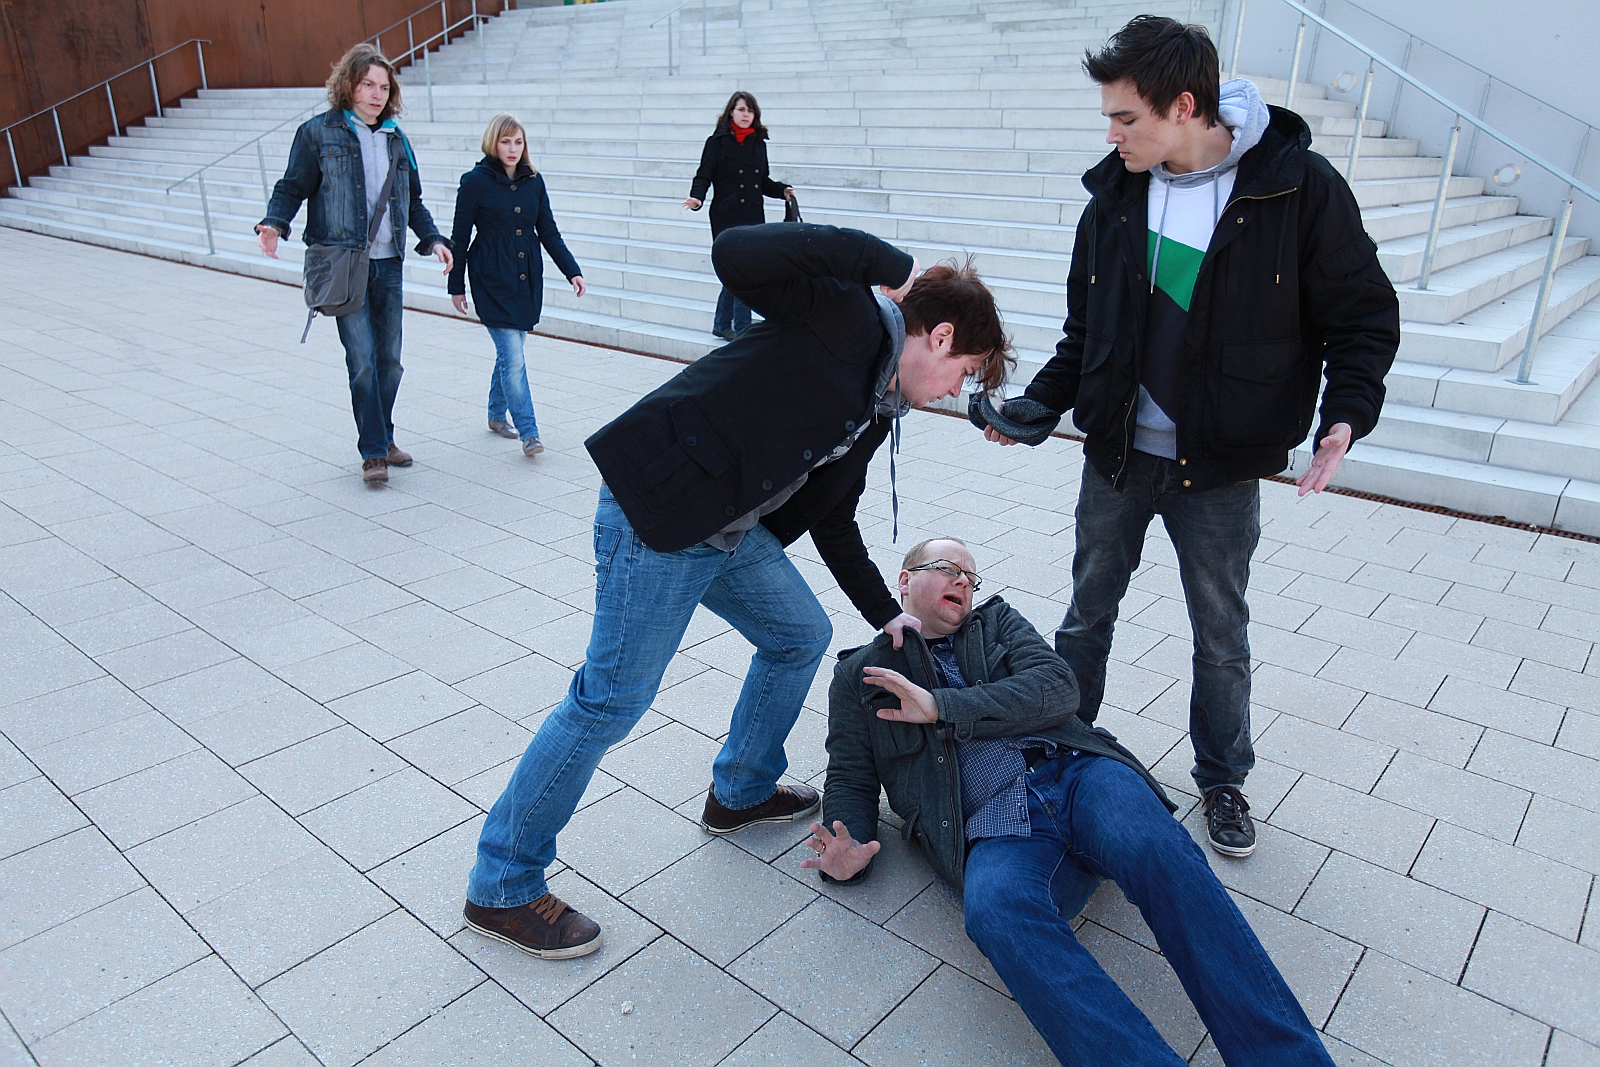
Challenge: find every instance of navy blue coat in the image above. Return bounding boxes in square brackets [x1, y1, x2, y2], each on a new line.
[447, 157, 582, 331]
[689, 129, 790, 237]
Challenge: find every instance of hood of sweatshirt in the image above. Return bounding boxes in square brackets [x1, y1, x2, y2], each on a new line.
[1151, 78, 1272, 189]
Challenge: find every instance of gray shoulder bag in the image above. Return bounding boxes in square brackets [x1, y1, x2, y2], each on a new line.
[300, 137, 403, 343]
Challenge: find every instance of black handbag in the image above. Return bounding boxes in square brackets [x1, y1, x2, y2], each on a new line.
[299, 138, 403, 342]
[783, 190, 803, 223]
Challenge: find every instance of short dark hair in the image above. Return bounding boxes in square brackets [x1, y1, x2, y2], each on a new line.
[326, 43, 403, 122]
[715, 91, 768, 138]
[1083, 15, 1220, 126]
[899, 257, 1015, 394]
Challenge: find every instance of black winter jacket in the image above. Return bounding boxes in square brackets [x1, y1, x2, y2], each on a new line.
[585, 223, 915, 628]
[689, 129, 790, 236]
[447, 158, 581, 331]
[1024, 106, 1400, 491]
[823, 596, 1174, 890]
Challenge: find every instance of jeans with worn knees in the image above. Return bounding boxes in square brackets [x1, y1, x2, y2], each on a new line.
[335, 257, 405, 459]
[485, 326, 539, 440]
[1056, 452, 1258, 791]
[468, 486, 832, 908]
[714, 287, 752, 334]
[964, 754, 1334, 1067]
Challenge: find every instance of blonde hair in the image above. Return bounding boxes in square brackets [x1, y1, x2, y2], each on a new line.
[901, 537, 971, 571]
[326, 44, 402, 122]
[481, 113, 536, 174]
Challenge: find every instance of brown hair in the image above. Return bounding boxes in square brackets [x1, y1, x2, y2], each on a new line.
[901, 537, 972, 572]
[1083, 15, 1220, 126]
[326, 43, 403, 122]
[714, 91, 768, 138]
[481, 113, 536, 174]
[899, 257, 1015, 394]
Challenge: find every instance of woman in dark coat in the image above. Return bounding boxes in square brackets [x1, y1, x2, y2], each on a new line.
[682, 91, 794, 340]
[449, 113, 584, 456]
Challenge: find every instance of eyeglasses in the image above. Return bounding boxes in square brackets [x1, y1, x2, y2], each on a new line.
[908, 559, 983, 590]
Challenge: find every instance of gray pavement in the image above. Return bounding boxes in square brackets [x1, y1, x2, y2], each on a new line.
[0, 228, 1597, 1066]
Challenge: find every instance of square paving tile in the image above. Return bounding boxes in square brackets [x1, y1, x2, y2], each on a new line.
[558, 786, 710, 895]
[0, 776, 87, 862]
[387, 706, 532, 785]
[0, 827, 144, 950]
[360, 981, 590, 1066]
[1412, 821, 1591, 939]
[721, 1012, 859, 1067]
[368, 815, 485, 939]
[852, 964, 1055, 1067]
[883, 880, 1006, 994]
[72, 748, 256, 850]
[603, 721, 724, 809]
[325, 669, 473, 741]
[298, 767, 478, 871]
[239, 725, 405, 815]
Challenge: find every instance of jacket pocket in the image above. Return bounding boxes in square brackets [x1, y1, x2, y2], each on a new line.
[1210, 339, 1306, 450]
[1081, 334, 1115, 375]
[637, 400, 734, 508]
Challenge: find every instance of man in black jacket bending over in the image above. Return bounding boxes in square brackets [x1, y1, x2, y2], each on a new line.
[980, 17, 1399, 857]
[806, 537, 1335, 1067]
[465, 223, 1011, 959]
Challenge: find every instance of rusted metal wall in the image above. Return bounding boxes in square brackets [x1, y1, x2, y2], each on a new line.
[1, 0, 489, 188]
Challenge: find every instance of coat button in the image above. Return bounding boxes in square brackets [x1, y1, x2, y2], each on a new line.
[942, 820, 949, 828]
[510, 184, 517, 190]
[937, 755, 945, 763]
[1120, 215, 1127, 222]
[761, 479, 773, 491]
[802, 449, 812, 460]
[686, 436, 697, 446]
[845, 420, 856, 431]
[518, 251, 526, 258]
[725, 506, 737, 517]
[519, 273, 526, 280]
[1237, 216, 1245, 223]
[515, 229, 523, 235]
[514, 206, 522, 213]
[1179, 458, 1187, 466]
[1183, 479, 1192, 487]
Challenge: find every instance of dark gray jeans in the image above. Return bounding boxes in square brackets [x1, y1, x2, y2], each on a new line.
[1056, 452, 1259, 792]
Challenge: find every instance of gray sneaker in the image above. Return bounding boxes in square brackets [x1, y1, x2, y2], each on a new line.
[488, 419, 518, 439]
[522, 436, 545, 456]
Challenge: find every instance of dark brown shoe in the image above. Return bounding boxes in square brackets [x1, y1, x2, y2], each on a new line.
[700, 782, 820, 834]
[385, 445, 413, 466]
[463, 894, 601, 959]
[361, 457, 388, 484]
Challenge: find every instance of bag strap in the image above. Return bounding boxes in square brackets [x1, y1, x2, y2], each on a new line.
[366, 134, 404, 246]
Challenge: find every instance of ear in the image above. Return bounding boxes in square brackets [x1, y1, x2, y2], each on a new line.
[1173, 90, 1197, 124]
[897, 569, 911, 598]
[930, 322, 955, 355]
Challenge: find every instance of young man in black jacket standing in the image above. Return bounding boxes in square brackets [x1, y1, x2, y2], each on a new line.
[979, 17, 1399, 857]
[464, 222, 1011, 959]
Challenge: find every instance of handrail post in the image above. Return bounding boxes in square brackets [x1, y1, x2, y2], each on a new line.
[476, 0, 487, 85]
[196, 40, 207, 91]
[106, 83, 121, 138]
[1227, 0, 1247, 81]
[425, 41, 435, 121]
[1343, 59, 1374, 181]
[257, 140, 271, 206]
[50, 108, 67, 167]
[408, 18, 415, 66]
[1415, 119, 1461, 291]
[5, 130, 18, 190]
[148, 60, 162, 118]
[701, 0, 708, 56]
[196, 173, 216, 255]
[1284, 18, 1305, 109]
[1512, 189, 1575, 384]
[668, 14, 675, 76]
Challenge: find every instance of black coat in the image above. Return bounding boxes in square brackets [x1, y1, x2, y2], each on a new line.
[689, 129, 790, 236]
[447, 157, 581, 331]
[585, 223, 915, 628]
[1023, 106, 1400, 491]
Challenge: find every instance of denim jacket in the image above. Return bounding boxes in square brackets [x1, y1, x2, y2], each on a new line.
[260, 109, 448, 257]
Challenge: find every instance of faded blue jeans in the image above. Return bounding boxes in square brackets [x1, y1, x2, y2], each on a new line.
[713, 287, 752, 334]
[334, 256, 404, 459]
[468, 486, 833, 908]
[964, 753, 1334, 1067]
[1056, 453, 1258, 792]
[486, 326, 538, 441]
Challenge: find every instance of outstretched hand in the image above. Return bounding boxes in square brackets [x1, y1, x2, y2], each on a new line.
[863, 666, 938, 723]
[800, 820, 880, 881]
[1296, 422, 1352, 496]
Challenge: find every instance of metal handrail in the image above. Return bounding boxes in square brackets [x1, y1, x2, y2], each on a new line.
[1233, 0, 1599, 384]
[2, 39, 210, 189]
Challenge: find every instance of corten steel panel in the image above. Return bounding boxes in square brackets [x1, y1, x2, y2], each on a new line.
[1, 0, 482, 188]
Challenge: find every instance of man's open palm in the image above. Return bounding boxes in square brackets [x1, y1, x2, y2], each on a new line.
[800, 820, 880, 881]
[864, 666, 938, 723]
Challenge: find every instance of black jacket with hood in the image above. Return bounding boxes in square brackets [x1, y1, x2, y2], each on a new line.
[1023, 105, 1400, 491]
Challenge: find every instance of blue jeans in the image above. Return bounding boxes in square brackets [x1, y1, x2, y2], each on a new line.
[1057, 453, 1258, 792]
[486, 327, 538, 440]
[714, 287, 751, 334]
[964, 754, 1333, 1067]
[468, 486, 833, 908]
[335, 257, 405, 460]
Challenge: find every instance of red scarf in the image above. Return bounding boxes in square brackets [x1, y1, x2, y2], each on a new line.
[730, 123, 755, 144]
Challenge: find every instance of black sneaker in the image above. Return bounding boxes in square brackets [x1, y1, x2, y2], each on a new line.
[700, 782, 819, 834]
[1203, 786, 1256, 857]
[712, 328, 737, 342]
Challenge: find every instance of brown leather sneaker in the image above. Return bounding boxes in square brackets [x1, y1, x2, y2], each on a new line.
[700, 782, 820, 835]
[361, 457, 388, 484]
[463, 894, 601, 959]
[385, 445, 413, 467]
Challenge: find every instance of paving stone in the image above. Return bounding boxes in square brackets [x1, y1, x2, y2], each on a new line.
[1559, 710, 1600, 760]
[1412, 822, 1591, 939]
[388, 706, 532, 786]
[1469, 731, 1600, 813]
[853, 964, 1055, 1067]
[1342, 694, 1482, 767]
[1371, 594, 1483, 643]
[651, 667, 747, 739]
[1464, 912, 1600, 1045]
[1476, 620, 1592, 672]
[0, 828, 145, 950]
[1518, 795, 1600, 874]
[366, 813, 484, 940]
[96, 628, 236, 690]
[299, 767, 478, 871]
[1429, 676, 1565, 743]
[1372, 751, 1531, 842]
[1298, 606, 1413, 659]
[54, 599, 192, 657]
[27, 709, 198, 796]
[136, 657, 286, 724]
[1075, 921, 1207, 1059]
[1350, 563, 1450, 605]
[455, 652, 575, 719]
[1439, 583, 1549, 628]
[1544, 606, 1600, 645]
[1253, 713, 1395, 791]
[795, 819, 937, 926]
[127, 794, 326, 912]
[1318, 647, 1446, 707]
[722, 1012, 859, 1067]
[1328, 952, 1549, 1067]
[0, 775, 86, 861]
[1295, 851, 1484, 981]
[1280, 573, 1386, 617]
[1512, 659, 1600, 712]
[361, 981, 590, 1066]
[259, 910, 484, 1067]
[0, 644, 107, 706]
[558, 786, 709, 896]
[730, 897, 937, 1048]
[548, 936, 773, 1067]
[1228, 891, 1360, 1028]
[1179, 808, 1328, 910]
[0, 735, 32, 793]
[1547, 1032, 1600, 1067]
[0, 674, 151, 751]
[883, 880, 1006, 994]
[1398, 632, 1522, 688]
[272, 639, 412, 702]
[324, 669, 472, 741]
[0, 887, 211, 1042]
[1270, 775, 1435, 873]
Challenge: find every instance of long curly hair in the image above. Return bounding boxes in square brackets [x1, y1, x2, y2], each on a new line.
[326, 43, 403, 122]
[714, 91, 767, 138]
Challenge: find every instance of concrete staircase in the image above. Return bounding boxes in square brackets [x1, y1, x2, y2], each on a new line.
[2, 0, 1596, 533]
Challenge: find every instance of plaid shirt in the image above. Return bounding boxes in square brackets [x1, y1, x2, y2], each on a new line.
[925, 637, 1058, 842]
